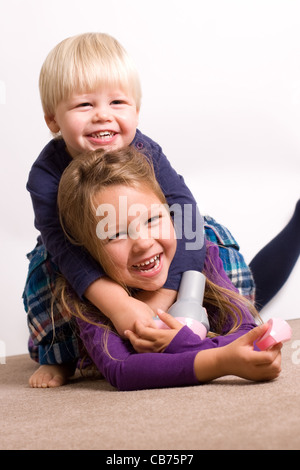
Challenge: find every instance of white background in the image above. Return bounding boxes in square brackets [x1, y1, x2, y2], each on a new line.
[0, 0, 299, 358]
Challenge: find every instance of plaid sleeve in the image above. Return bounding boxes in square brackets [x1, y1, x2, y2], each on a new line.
[204, 215, 256, 303]
[23, 244, 80, 365]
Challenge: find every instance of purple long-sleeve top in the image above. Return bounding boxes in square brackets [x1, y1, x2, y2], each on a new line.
[77, 243, 258, 391]
[26, 130, 206, 299]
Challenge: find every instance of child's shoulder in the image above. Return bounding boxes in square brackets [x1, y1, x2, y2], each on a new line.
[36, 138, 70, 164]
[28, 139, 72, 188]
[132, 129, 162, 155]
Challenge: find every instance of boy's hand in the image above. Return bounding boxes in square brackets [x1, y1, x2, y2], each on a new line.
[84, 277, 157, 336]
[111, 296, 157, 337]
[134, 288, 177, 313]
[124, 310, 183, 353]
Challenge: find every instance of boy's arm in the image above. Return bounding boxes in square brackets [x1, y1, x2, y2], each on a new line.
[27, 140, 104, 299]
[84, 277, 157, 336]
[134, 288, 177, 314]
[28, 142, 176, 329]
[135, 133, 206, 291]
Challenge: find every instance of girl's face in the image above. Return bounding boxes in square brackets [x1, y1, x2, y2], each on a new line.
[45, 86, 139, 157]
[95, 184, 177, 291]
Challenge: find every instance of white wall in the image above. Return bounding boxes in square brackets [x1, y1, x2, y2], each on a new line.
[0, 0, 299, 357]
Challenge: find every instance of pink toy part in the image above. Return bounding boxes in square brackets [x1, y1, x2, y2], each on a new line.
[174, 317, 208, 340]
[153, 316, 207, 339]
[256, 318, 292, 351]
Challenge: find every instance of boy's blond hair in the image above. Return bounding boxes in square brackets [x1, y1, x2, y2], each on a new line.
[39, 32, 142, 117]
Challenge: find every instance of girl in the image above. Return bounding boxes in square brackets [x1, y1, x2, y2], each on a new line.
[56, 146, 282, 391]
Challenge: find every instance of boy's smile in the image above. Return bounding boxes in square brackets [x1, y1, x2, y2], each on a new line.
[45, 87, 139, 157]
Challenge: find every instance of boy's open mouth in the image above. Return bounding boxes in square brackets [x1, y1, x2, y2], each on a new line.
[90, 131, 116, 140]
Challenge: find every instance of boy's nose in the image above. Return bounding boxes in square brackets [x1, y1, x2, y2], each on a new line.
[92, 106, 112, 122]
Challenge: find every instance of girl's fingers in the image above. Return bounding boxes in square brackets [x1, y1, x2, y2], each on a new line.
[241, 323, 270, 346]
[156, 309, 183, 330]
[254, 343, 282, 367]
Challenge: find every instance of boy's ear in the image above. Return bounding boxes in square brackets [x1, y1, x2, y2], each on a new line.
[44, 115, 60, 133]
[135, 108, 140, 127]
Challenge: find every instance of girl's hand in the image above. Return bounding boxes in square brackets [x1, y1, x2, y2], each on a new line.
[220, 323, 282, 382]
[193, 323, 282, 383]
[124, 310, 184, 353]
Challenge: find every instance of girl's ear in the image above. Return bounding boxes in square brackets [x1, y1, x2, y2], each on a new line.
[44, 115, 60, 133]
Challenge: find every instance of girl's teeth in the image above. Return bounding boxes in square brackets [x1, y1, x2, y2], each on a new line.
[133, 255, 160, 271]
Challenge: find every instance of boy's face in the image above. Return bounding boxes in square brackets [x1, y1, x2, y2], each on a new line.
[45, 86, 139, 157]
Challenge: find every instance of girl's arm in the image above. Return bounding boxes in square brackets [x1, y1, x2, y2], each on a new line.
[77, 317, 200, 391]
[77, 315, 281, 391]
[194, 325, 282, 383]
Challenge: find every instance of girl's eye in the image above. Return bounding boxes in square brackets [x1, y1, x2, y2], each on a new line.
[147, 215, 161, 225]
[108, 231, 127, 241]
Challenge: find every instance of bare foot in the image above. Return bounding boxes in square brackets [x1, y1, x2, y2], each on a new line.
[29, 363, 75, 388]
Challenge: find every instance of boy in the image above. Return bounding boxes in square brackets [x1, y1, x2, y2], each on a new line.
[24, 33, 254, 387]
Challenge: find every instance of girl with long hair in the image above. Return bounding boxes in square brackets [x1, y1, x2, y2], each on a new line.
[55, 146, 282, 391]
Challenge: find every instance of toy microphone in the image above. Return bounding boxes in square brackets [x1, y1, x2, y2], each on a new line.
[154, 270, 210, 339]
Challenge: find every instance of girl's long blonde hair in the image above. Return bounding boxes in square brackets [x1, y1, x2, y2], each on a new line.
[57, 146, 259, 338]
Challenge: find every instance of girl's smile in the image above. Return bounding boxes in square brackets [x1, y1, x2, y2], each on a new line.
[95, 185, 177, 291]
[131, 253, 163, 277]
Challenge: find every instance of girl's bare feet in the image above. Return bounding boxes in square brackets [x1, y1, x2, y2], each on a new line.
[29, 363, 75, 388]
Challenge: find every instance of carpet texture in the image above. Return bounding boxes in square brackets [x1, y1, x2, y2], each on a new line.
[1, 319, 299, 450]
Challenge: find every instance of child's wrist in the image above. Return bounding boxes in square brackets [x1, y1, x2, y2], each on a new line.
[194, 348, 224, 382]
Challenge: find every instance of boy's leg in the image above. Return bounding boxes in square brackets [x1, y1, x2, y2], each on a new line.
[249, 200, 300, 310]
[204, 216, 256, 303]
[29, 363, 76, 388]
[23, 244, 79, 387]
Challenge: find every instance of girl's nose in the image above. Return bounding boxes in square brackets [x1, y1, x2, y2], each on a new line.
[130, 233, 155, 255]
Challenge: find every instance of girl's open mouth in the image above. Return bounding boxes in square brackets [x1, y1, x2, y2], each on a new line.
[132, 254, 162, 275]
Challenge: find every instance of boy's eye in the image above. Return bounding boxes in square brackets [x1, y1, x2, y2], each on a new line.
[77, 102, 92, 108]
[111, 99, 126, 105]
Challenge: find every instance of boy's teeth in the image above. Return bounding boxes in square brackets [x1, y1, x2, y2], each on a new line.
[91, 131, 115, 138]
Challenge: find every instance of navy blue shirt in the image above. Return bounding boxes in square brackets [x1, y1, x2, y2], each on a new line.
[27, 129, 206, 298]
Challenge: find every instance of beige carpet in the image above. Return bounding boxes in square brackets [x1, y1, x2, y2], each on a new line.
[1, 319, 300, 451]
